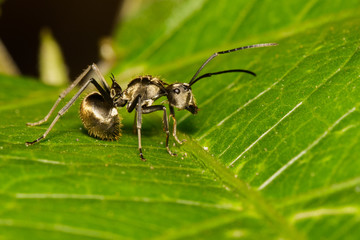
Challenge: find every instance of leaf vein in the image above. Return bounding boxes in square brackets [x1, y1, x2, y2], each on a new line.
[258, 106, 357, 190]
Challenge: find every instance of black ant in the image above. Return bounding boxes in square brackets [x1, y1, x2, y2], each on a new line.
[26, 43, 277, 160]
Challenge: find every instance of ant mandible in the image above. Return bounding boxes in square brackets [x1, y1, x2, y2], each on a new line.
[26, 43, 277, 160]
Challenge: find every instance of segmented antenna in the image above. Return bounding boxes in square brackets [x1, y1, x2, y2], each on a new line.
[190, 69, 256, 86]
[189, 43, 277, 86]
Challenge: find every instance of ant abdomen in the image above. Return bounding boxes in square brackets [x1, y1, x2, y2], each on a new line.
[80, 92, 122, 140]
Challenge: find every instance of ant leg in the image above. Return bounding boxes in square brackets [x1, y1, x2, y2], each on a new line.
[90, 63, 111, 94]
[169, 106, 186, 144]
[27, 63, 111, 127]
[127, 95, 146, 160]
[133, 111, 137, 134]
[27, 65, 92, 126]
[133, 96, 146, 161]
[26, 78, 110, 146]
[143, 105, 176, 156]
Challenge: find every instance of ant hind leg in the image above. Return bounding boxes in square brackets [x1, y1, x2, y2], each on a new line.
[26, 78, 111, 146]
[27, 65, 92, 126]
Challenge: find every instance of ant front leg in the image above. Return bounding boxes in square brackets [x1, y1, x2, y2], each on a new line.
[169, 106, 186, 144]
[142, 105, 176, 156]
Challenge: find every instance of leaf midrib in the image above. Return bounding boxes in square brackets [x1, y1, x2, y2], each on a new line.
[181, 135, 305, 240]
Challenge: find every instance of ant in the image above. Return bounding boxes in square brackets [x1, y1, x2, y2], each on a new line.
[26, 43, 277, 160]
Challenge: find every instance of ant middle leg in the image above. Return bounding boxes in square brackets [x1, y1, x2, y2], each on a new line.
[134, 97, 146, 161]
[127, 95, 146, 160]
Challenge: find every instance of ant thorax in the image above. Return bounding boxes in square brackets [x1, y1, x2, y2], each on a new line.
[122, 76, 167, 109]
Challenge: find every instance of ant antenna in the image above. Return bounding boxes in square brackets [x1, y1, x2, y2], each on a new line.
[190, 69, 256, 86]
[189, 43, 277, 86]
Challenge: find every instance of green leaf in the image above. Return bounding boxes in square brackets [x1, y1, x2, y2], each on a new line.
[1, 0, 360, 239]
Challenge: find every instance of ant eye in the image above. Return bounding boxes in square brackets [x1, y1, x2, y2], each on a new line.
[174, 88, 180, 94]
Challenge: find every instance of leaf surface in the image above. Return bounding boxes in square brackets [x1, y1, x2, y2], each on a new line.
[1, 0, 360, 239]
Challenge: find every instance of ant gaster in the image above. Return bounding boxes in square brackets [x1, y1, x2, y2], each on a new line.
[26, 43, 277, 160]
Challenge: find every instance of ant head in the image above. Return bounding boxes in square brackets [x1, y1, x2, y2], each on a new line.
[110, 74, 126, 107]
[166, 83, 198, 114]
